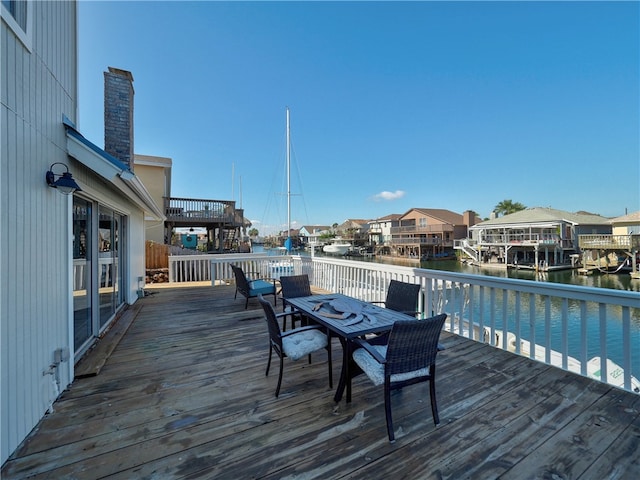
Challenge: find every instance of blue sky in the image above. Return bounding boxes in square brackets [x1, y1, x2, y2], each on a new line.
[78, 1, 639, 235]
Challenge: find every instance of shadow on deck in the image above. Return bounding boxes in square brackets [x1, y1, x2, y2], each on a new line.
[2, 285, 639, 479]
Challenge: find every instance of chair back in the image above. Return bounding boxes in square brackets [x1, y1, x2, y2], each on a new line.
[385, 314, 447, 376]
[258, 294, 283, 351]
[385, 280, 421, 315]
[279, 274, 312, 300]
[231, 264, 250, 296]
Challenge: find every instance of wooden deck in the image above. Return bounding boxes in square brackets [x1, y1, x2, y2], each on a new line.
[3, 285, 639, 479]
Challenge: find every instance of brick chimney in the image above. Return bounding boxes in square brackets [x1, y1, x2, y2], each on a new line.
[104, 67, 134, 169]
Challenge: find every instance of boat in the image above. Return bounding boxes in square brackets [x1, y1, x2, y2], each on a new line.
[587, 357, 640, 393]
[323, 240, 352, 255]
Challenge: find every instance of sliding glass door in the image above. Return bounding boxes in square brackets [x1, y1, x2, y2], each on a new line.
[73, 198, 127, 357]
[98, 206, 124, 327]
[73, 197, 92, 351]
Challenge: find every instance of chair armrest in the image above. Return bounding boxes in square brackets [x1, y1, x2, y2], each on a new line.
[275, 309, 304, 319]
[352, 337, 386, 364]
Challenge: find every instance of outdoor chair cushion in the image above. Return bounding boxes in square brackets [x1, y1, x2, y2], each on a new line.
[249, 279, 275, 296]
[282, 328, 328, 361]
[353, 345, 432, 386]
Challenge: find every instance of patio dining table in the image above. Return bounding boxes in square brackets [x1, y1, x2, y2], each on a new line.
[285, 293, 416, 403]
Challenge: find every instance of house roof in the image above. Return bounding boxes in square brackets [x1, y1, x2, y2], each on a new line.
[338, 219, 370, 230]
[300, 225, 331, 234]
[609, 211, 640, 225]
[401, 208, 464, 225]
[369, 213, 402, 223]
[63, 117, 165, 221]
[472, 207, 611, 228]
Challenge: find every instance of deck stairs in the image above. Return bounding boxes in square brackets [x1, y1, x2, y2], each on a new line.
[455, 239, 480, 262]
[223, 228, 237, 250]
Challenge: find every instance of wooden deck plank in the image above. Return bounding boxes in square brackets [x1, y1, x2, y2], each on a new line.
[581, 412, 640, 480]
[2, 284, 639, 479]
[74, 302, 143, 378]
[503, 385, 640, 479]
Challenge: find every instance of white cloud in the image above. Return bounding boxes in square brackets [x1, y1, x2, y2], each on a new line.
[372, 190, 406, 201]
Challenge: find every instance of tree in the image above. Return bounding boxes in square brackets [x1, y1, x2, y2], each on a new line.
[248, 228, 259, 238]
[493, 199, 526, 217]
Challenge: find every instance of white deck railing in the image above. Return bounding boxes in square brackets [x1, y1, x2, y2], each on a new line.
[170, 253, 640, 394]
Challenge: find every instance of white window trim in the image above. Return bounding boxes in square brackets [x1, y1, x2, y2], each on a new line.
[1, 0, 33, 52]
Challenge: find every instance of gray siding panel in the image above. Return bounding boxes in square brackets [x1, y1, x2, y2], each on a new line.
[1, 1, 78, 464]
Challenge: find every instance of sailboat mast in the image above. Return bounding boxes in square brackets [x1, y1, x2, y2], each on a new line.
[286, 107, 291, 246]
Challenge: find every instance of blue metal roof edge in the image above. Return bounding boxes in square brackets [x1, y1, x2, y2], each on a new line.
[63, 118, 133, 175]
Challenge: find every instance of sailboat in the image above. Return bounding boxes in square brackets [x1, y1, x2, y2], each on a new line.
[268, 108, 296, 278]
[284, 107, 293, 253]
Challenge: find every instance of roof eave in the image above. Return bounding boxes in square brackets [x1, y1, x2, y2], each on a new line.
[65, 127, 165, 221]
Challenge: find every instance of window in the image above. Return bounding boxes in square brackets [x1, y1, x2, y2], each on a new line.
[2, 0, 31, 50]
[2, 0, 26, 29]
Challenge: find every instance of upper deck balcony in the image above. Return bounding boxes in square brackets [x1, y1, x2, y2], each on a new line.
[164, 196, 244, 228]
[579, 234, 640, 251]
[478, 232, 573, 249]
[391, 224, 455, 235]
[391, 237, 452, 247]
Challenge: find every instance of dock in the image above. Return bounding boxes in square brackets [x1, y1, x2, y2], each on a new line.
[2, 284, 639, 479]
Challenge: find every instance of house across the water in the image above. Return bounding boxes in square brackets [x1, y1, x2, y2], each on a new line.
[456, 207, 612, 271]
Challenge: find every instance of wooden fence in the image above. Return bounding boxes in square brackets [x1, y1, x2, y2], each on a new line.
[146, 241, 169, 269]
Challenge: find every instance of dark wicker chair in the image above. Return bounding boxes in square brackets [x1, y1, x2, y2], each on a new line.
[258, 295, 333, 397]
[352, 313, 448, 442]
[372, 279, 421, 317]
[279, 274, 312, 331]
[230, 264, 276, 309]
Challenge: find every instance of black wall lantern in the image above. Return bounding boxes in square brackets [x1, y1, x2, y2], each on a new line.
[45, 162, 82, 195]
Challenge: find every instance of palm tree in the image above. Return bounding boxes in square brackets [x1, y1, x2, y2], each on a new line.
[493, 200, 526, 217]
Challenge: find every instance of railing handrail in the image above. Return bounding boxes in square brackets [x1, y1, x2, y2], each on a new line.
[165, 196, 236, 205]
[391, 224, 455, 234]
[579, 234, 638, 248]
[206, 254, 640, 393]
[201, 252, 640, 303]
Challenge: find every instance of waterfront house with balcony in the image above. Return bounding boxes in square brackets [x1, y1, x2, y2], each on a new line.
[133, 154, 246, 252]
[133, 155, 247, 255]
[391, 208, 479, 260]
[299, 225, 331, 250]
[457, 207, 612, 270]
[578, 211, 640, 274]
[610, 210, 640, 235]
[336, 219, 371, 247]
[368, 213, 401, 254]
[162, 196, 248, 252]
